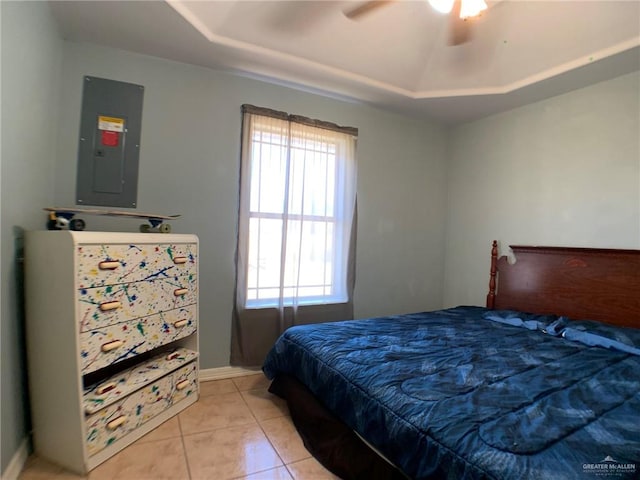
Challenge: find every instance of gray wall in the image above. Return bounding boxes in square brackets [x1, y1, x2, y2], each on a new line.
[54, 42, 449, 369]
[1, 1, 62, 473]
[443, 71, 640, 307]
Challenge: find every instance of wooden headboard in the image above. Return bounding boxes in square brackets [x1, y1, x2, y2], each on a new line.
[486, 240, 640, 328]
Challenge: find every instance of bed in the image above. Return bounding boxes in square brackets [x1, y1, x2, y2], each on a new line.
[262, 241, 640, 480]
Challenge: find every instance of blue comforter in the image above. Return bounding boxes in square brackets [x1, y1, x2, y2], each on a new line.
[263, 306, 640, 479]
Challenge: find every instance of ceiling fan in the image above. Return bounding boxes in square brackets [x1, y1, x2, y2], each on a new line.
[345, 0, 489, 46]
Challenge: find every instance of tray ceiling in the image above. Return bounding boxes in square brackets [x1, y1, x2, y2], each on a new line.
[50, 0, 640, 124]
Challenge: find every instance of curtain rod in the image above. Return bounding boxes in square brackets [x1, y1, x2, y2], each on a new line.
[242, 104, 358, 136]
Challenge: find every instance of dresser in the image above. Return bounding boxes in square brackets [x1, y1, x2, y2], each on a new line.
[24, 231, 199, 474]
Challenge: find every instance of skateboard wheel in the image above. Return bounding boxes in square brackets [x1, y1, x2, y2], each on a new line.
[47, 219, 61, 230]
[159, 223, 171, 233]
[69, 218, 86, 231]
[140, 224, 151, 233]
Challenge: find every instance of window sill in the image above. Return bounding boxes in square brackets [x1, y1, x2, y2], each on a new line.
[245, 297, 348, 309]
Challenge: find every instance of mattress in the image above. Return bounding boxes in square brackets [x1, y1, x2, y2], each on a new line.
[263, 306, 640, 479]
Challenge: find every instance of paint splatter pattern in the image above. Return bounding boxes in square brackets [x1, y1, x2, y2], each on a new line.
[85, 361, 197, 456]
[76, 243, 197, 290]
[75, 243, 197, 373]
[78, 276, 197, 333]
[79, 305, 196, 373]
[83, 347, 198, 415]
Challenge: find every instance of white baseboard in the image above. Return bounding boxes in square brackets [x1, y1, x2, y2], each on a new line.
[2, 437, 30, 480]
[199, 365, 262, 382]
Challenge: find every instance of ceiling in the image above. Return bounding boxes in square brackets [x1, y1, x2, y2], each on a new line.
[50, 0, 640, 125]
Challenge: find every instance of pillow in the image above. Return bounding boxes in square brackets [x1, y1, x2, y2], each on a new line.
[542, 316, 570, 336]
[484, 310, 640, 355]
[561, 319, 640, 356]
[483, 310, 560, 333]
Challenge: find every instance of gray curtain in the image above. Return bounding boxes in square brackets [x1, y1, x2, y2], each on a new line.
[230, 105, 358, 367]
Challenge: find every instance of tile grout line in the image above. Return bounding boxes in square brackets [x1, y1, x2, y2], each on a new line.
[177, 410, 194, 480]
[182, 375, 286, 479]
[283, 462, 297, 480]
[236, 378, 294, 475]
[239, 380, 331, 479]
[22, 377, 276, 480]
[179, 381, 256, 440]
[227, 465, 290, 480]
[237, 376, 315, 477]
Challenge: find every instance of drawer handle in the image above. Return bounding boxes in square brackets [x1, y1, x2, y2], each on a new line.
[173, 319, 188, 328]
[99, 301, 121, 312]
[176, 380, 190, 391]
[106, 416, 127, 431]
[101, 340, 123, 352]
[96, 382, 117, 395]
[173, 256, 188, 264]
[98, 260, 119, 270]
[174, 288, 188, 296]
[166, 352, 180, 361]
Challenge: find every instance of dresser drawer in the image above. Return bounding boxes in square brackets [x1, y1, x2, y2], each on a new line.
[84, 348, 198, 415]
[76, 243, 197, 289]
[78, 275, 197, 332]
[85, 361, 197, 456]
[80, 305, 197, 374]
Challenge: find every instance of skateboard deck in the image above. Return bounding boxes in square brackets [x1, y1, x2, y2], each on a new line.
[44, 207, 181, 233]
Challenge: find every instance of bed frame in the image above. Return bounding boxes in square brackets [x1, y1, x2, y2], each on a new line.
[487, 240, 640, 328]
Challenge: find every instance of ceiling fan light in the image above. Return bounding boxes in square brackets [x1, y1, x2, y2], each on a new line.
[459, 0, 487, 18]
[428, 0, 455, 14]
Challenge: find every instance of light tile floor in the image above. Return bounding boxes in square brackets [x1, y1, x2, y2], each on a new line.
[19, 373, 340, 480]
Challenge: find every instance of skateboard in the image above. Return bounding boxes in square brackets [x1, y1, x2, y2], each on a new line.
[44, 207, 181, 233]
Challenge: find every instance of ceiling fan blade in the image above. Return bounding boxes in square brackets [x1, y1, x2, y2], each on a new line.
[448, 0, 472, 45]
[345, 0, 394, 20]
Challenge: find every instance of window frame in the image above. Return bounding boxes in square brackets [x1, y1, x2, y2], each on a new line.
[238, 106, 357, 310]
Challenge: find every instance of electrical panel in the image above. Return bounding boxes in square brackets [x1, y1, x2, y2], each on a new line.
[76, 76, 144, 208]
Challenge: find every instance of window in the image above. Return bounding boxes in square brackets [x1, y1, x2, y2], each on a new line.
[237, 106, 357, 309]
